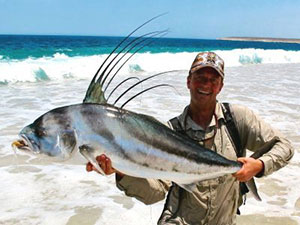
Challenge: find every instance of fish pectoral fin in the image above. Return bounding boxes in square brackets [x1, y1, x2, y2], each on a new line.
[245, 178, 262, 201]
[58, 130, 77, 156]
[177, 182, 198, 193]
[79, 145, 105, 175]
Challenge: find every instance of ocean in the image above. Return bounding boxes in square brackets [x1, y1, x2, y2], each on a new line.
[0, 35, 299, 225]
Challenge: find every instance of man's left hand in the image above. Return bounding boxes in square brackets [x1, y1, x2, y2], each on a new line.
[233, 157, 264, 182]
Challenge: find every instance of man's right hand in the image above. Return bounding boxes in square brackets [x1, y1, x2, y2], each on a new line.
[86, 154, 124, 177]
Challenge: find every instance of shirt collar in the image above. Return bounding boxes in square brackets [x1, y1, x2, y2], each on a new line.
[177, 102, 225, 131]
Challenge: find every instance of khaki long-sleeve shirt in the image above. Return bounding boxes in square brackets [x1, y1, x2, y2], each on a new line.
[116, 103, 294, 225]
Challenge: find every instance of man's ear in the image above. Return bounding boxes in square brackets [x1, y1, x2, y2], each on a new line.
[187, 75, 191, 89]
[217, 81, 224, 94]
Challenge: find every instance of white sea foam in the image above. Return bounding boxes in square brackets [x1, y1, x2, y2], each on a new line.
[0, 62, 299, 224]
[1, 49, 300, 84]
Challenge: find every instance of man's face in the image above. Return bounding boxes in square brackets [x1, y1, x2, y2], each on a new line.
[187, 67, 223, 107]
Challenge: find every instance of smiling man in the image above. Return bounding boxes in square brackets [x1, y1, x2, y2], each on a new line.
[187, 52, 224, 129]
[86, 52, 294, 225]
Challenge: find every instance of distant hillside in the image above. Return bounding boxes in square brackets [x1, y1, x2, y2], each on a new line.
[219, 37, 300, 44]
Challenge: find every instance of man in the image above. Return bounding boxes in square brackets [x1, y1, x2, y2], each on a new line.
[86, 52, 294, 225]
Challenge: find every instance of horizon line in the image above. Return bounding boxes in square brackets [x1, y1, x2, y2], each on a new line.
[0, 33, 218, 40]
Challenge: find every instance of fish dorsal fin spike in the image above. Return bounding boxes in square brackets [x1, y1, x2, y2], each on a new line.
[107, 77, 140, 102]
[93, 13, 167, 85]
[101, 29, 169, 92]
[113, 70, 182, 106]
[120, 84, 177, 109]
[83, 13, 167, 104]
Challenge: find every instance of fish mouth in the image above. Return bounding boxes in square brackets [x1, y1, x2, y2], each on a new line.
[12, 135, 40, 154]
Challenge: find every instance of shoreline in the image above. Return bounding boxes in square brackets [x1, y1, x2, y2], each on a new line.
[218, 37, 300, 44]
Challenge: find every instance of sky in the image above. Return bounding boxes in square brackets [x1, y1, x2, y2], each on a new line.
[1, 0, 299, 39]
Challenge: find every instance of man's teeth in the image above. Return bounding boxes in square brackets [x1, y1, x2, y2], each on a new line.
[197, 89, 210, 95]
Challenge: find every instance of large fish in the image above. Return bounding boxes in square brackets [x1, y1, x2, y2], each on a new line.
[12, 15, 262, 197]
[14, 102, 243, 192]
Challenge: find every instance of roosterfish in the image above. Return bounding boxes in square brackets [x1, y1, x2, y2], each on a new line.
[12, 14, 261, 198]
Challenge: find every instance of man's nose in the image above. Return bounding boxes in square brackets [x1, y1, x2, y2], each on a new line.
[199, 77, 212, 85]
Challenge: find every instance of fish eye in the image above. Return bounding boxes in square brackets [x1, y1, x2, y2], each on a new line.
[36, 129, 46, 137]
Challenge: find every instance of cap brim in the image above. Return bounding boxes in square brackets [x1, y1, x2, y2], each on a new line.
[190, 65, 224, 78]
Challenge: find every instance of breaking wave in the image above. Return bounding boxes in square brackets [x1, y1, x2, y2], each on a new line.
[1, 49, 300, 84]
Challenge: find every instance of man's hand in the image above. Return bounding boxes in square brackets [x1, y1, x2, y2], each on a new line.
[86, 154, 124, 177]
[233, 157, 264, 182]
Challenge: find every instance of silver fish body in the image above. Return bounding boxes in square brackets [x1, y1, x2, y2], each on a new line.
[18, 103, 242, 189]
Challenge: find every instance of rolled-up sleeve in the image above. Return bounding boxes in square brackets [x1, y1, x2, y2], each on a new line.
[116, 175, 171, 205]
[231, 104, 294, 176]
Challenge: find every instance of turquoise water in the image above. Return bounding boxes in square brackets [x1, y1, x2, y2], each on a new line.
[1, 35, 300, 60]
[1, 34, 300, 84]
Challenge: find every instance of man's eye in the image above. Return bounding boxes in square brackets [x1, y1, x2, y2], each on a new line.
[194, 76, 204, 81]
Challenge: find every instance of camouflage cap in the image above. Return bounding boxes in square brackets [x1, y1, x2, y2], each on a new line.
[189, 52, 225, 78]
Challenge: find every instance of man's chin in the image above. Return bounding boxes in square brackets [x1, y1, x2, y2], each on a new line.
[197, 93, 212, 100]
